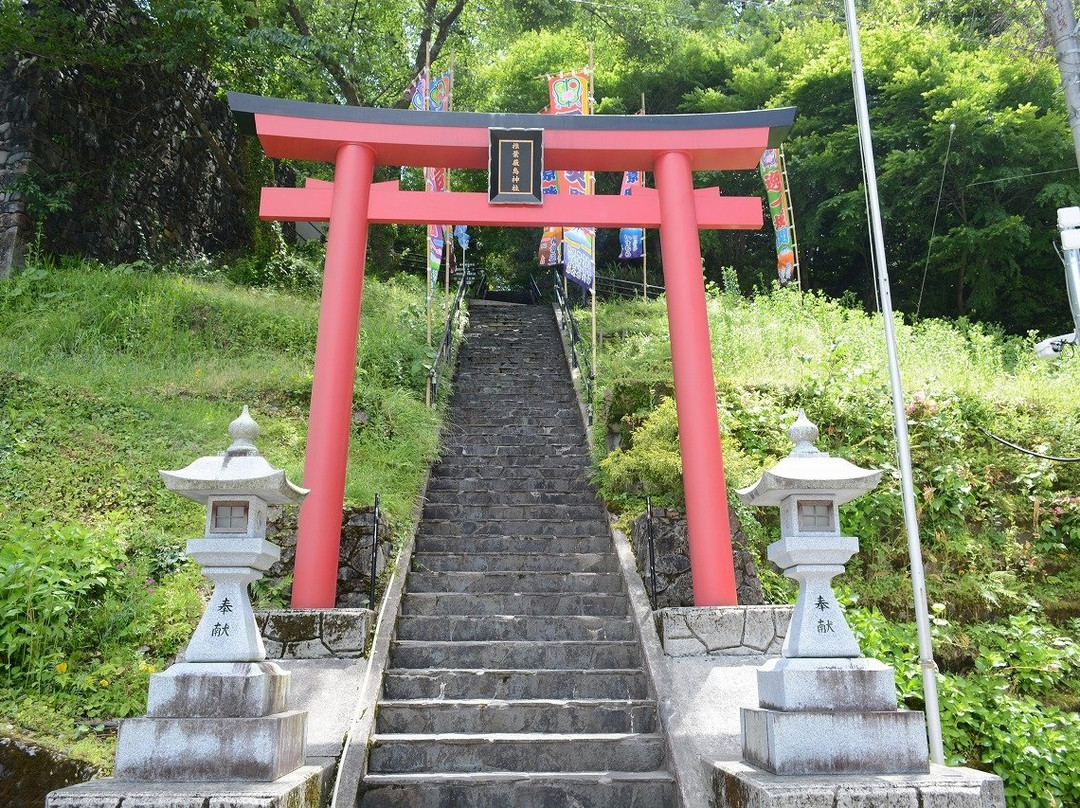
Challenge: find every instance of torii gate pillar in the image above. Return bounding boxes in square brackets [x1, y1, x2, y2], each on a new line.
[655, 150, 737, 604]
[292, 144, 375, 608]
[228, 93, 796, 608]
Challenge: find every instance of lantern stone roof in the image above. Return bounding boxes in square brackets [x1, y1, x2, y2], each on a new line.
[737, 411, 881, 507]
[160, 407, 309, 505]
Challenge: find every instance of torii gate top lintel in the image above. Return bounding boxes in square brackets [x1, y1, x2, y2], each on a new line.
[227, 91, 796, 172]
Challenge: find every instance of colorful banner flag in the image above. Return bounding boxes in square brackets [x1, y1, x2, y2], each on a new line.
[760, 148, 796, 286]
[539, 227, 562, 266]
[620, 170, 644, 196]
[538, 70, 594, 276]
[548, 71, 590, 116]
[563, 227, 595, 289]
[454, 224, 470, 250]
[618, 228, 644, 260]
[410, 68, 454, 295]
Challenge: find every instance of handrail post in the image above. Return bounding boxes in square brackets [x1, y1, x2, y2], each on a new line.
[646, 497, 658, 610]
[369, 493, 380, 610]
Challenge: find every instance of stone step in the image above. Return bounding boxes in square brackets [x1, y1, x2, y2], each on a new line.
[395, 615, 635, 642]
[411, 552, 618, 573]
[421, 490, 601, 507]
[389, 640, 642, 670]
[425, 470, 591, 488]
[419, 520, 609, 538]
[401, 591, 629, 617]
[448, 405, 580, 417]
[425, 476, 593, 494]
[420, 503, 603, 522]
[412, 534, 611, 556]
[367, 732, 667, 774]
[439, 424, 583, 438]
[376, 699, 659, 734]
[357, 770, 679, 808]
[436, 442, 591, 453]
[406, 571, 625, 594]
[432, 455, 591, 473]
[382, 668, 650, 701]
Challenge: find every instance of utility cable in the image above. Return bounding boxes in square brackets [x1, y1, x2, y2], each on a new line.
[916, 122, 956, 320]
[979, 426, 1080, 462]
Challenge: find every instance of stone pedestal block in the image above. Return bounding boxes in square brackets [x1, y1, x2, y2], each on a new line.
[114, 711, 306, 782]
[147, 662, 290, 718]
[712, 760, 1006, 808]
[741, 708, 929, 775]
[756, 657, 897, 711]
[657, 606, 792, 657]
[46, 764, 329, 808]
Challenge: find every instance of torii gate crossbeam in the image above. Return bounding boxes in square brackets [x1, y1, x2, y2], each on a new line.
[228, 92, 796, 609]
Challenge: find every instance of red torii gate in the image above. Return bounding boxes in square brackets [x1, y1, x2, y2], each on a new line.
[228, 92, 796, 609]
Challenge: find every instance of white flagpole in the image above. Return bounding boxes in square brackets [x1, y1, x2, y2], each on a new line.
[843, 0, 944, 765]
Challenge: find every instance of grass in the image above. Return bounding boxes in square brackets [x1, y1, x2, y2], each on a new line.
[586, 283, 1080, 804]
[0, 256, 452, 770]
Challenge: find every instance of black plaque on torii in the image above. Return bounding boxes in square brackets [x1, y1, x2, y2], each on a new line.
[488, 128, 543, 205]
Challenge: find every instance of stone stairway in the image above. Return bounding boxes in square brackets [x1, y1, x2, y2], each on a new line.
[357, 301, 679, 807]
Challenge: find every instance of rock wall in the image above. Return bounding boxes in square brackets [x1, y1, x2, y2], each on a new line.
[0, 0, 249, 276]
[266, 506, 393, 609]
[629, 507, 765, 607]
[0, 735, 99, 808]
[0, 55, 36, 274]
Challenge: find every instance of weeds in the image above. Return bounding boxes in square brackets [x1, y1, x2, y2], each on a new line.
[0, 257, 447, 768]
[589, 284, 1080, 805]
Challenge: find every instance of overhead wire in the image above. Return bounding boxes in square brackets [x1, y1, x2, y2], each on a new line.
[979, 426, 1080, 462]
[916, 121, 955, 320]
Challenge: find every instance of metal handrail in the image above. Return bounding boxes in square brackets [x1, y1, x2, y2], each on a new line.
[646, 496, 658, 610]
[594, 272, 665, 300]
[552, 271, 594, 420]
[528, 274, 544, 304]
[429, 268, 471, 404]
[369, 492, 380, 610]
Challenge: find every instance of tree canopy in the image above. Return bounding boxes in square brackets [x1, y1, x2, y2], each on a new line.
[3, 0, 1076, 332]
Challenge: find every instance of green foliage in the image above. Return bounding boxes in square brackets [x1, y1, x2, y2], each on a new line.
[0, 258, 447, 767]
[852, 607, 1080, 807]
[593, 288, 1080, 803]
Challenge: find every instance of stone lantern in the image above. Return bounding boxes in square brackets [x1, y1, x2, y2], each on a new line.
[736, 411, 929, 775]
[113, 406, 311, 782]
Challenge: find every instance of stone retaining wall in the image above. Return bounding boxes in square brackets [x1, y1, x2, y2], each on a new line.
[657, 605, 793, 657]
[0, 0, 249, 276]
[629, 507, 765, 608]
[256, 609, 374, 659]
[266, 505, 392, 609]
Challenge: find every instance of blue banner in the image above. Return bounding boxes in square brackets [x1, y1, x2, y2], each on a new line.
[454, 224, 470, 249]
[563, 227, 595, 289]
[619, 228, 644, 259]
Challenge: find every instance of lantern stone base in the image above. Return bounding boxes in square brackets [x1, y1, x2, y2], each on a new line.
[46, 764, 328, 808]
[756, 657, 898, 711]
[713, 760, 1006, 808]
[147, 661, 290, 717]
[741, 707, 929, 775]
[114, 710, 307, 782]
[116, 660, 307, 782]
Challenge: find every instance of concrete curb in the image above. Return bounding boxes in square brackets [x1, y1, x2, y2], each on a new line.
[327, 426, 440, 806]
[611, 523, 708, 808]
[551, 300, 595, 435]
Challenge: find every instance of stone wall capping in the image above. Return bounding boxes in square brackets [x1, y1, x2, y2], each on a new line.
[657, 605, 792, 657]
[256, 608, 374, 659]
